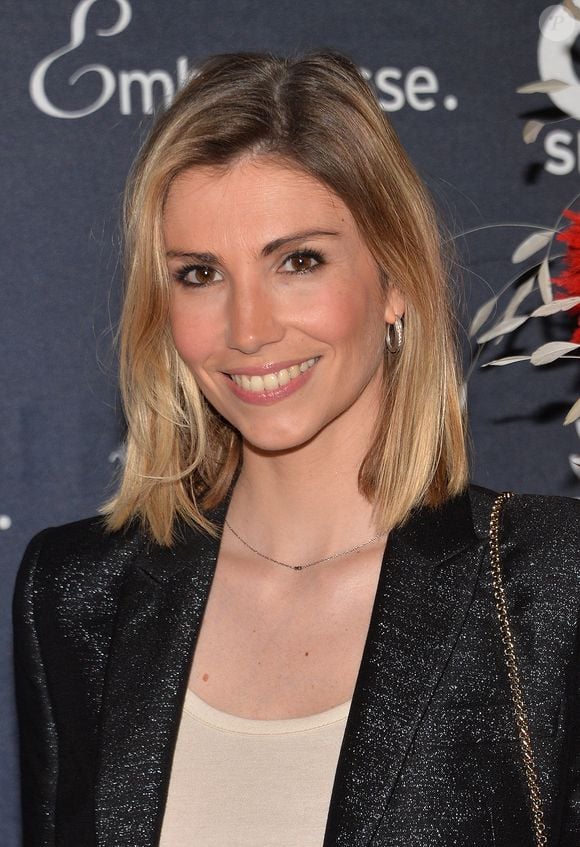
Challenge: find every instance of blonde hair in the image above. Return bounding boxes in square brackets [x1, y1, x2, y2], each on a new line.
[103, 51, 469, 545]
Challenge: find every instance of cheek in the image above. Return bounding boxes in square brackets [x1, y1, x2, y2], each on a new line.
[304, 285, 384, 358]
[169, 298, 217, 369]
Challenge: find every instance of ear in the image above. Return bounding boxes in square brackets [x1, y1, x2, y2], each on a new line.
[383, 285, 405, 324]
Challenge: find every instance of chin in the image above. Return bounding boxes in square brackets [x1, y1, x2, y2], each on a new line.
[239, 422, 322, 455]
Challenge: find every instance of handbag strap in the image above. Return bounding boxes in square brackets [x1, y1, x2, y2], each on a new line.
[489, 492, 548, 846]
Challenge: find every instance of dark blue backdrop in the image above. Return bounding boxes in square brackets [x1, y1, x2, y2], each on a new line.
[2, 2, 579, 842]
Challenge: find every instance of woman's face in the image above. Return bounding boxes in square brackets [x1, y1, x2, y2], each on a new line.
[164, 156, 404, 454]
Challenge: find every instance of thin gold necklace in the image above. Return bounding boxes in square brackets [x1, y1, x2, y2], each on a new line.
[224, 518, 387, 572]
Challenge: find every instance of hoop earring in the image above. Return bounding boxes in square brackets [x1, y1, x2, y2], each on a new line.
[386, 314, 404, 354]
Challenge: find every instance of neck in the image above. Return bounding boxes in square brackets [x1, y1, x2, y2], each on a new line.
[226, 407, 381, 568]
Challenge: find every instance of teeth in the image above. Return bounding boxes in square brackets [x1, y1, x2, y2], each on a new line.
[230, 358, 317, 392]
[263, 373, 279, 390]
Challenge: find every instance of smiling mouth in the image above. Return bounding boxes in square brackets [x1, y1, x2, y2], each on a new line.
[227, 357, 319, 393]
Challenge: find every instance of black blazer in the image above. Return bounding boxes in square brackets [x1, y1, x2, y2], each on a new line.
[12, 484, 580, 846]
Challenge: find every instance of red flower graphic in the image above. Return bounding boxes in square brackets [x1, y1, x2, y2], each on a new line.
[553, 209, 580, 343]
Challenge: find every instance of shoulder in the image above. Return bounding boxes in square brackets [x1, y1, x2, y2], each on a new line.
[468, 482, 579, 543]
[13, 516, 144, 628]
[468, 482, 580, 587]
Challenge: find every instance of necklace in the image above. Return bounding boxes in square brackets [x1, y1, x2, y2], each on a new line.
[224, 518, 387, 572]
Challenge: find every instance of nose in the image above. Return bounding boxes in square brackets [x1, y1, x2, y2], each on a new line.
[225, 281, 284, 354]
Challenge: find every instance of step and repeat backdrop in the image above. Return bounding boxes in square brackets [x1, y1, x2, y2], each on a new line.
[2, 0, 580, 841]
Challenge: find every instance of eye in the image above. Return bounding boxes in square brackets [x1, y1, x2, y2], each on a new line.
[280, 249, 324, 275]
[173, 264, 224, 287]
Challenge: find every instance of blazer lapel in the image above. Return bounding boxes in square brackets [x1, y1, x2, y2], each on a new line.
[323, 488, 486, 846]
[94, 495, 231, 847]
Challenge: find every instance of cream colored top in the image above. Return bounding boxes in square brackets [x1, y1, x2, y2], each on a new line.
[159, 687, 351, 847]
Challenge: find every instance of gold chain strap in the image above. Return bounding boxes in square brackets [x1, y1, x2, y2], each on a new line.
[489, 492, 548, 847]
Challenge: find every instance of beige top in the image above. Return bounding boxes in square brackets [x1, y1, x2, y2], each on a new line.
[159, 687, 351, 847]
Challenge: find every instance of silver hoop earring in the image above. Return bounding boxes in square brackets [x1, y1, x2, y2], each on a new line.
[386, 314, 404, 354]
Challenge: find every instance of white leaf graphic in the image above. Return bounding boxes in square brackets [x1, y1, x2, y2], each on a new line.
[494, 275, 536, 345]
[516, 79, 571, 94]
[511, 230, 553, 263]
[531, 296, 580, 316]
[523, 120, 544, 144]
[504, 276, 536, 318]
[477, 315, 529, 344]
[538, 255, 553, 304]
[482, 356, 531, 367]
[530, 341, 580, 365]
[469, 297, 497, 338]
[564, 397, 580, 426]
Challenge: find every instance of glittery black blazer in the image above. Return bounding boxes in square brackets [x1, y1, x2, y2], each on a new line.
[12, 484, 580, 846]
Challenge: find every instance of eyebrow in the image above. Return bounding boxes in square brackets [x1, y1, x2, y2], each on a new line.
[165, 229, 340, 262]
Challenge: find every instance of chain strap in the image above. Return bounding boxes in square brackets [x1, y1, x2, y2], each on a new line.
[489, 492, 548, 847]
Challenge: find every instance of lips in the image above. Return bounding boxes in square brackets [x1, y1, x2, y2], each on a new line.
[228, 357, 318, 393]
[223, 356, 320, 404]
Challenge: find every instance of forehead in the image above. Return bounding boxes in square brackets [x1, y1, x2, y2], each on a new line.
[163, 157, 355, 246]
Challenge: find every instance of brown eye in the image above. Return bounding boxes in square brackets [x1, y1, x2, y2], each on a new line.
[290, 255, 314, 272]
[192, 266, 215, 284]
[281, 250, 323, 274]
[174, 265, 224, 287]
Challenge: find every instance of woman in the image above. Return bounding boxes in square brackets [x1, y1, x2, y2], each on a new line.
[13, 51, 580, 847]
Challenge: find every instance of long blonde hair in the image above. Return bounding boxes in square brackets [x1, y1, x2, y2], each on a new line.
[103, 51, 469, 545]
